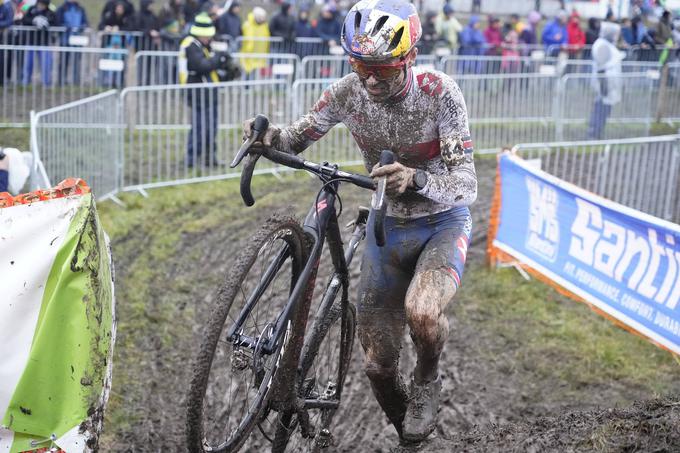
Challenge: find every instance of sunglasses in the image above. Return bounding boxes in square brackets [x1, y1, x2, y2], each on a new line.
[348, 57, 407, 81]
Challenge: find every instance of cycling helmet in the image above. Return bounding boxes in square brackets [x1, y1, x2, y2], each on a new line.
[341, 0, 422, 62]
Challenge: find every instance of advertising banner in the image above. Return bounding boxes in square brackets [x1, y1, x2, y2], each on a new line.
[0, 180, 116, 453]
[489, 154, 680, 355]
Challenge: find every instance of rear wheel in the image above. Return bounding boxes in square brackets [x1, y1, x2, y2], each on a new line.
[271, 278, 356, 453]
[186, 215, 309, 453]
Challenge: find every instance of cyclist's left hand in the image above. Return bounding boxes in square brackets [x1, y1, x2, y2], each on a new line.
[371, 162, 416, 196]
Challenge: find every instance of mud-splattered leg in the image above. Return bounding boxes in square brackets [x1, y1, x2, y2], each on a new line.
[405, 226, 469, 384]
[405, 269, 457, 383]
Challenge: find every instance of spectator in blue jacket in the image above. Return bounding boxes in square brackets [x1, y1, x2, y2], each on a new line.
[0, 0, 14, 85]
[458, 15, 486, 73]
[542, 10, 568, 56]
[215, 1, 242, 40]
[315, 4, 342, 54]
[295, 8, 317, 57]
[56, 0, 88, 85]
[0, 151, 8, 193]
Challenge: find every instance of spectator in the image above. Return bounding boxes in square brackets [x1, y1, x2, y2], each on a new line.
[158, 0, 185, 50]
[240, 6, 269, 77]
[458, 15, 485, 73]
[621, 16, 654, 48]
[294, 8, 317, 57]
[501, 28, 521, 72]
[215, 1, 242, 40]
[0, 0, 14, 86]
[541, 10, 568, 56]
[315, 4, 342, 54]
[654, 10, 673, 46]
[134, 0, 160, 51]
[435, 3, 462, 53]
[472, 0, 481, 14]
[0, 150, 8, 193]
[99, 32, 125, 87]
[179, 12, 240, 168]
[183, 0, 201, 25]
[585, 17, 600, 45]
[484, 15, 503, 58]
[22, 0, 56, 86]
[418, 11, 438, 55]
[518, 10, 540, 53]
[99, 0, 134, 30]
[269, 1, 296, 53]
[100, 1, 134, 31]
[55, 0, 88, 85]
[566, 11, 585, 58]
[503, 13, 520, 37]
[588, 21, 623, 140]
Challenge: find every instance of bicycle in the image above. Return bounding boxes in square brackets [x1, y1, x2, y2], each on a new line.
[186, 115, 395, 452]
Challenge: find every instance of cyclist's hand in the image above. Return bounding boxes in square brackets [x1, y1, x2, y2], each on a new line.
[371, 162, 416, 196]
[242, 117, 281, 147]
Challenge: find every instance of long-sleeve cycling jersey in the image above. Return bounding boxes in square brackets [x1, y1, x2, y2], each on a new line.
[276, 67, 477, 218]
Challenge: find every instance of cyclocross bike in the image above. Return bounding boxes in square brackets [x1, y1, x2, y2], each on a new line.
[186, 115, 395, 452]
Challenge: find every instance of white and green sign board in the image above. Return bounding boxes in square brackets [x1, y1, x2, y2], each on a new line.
[0, 191, 115, 453]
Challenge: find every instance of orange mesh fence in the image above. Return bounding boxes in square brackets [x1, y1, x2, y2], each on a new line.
[0, 179, 90, 208]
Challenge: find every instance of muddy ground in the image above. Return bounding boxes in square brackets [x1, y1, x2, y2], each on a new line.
[100, 157, 679, 452]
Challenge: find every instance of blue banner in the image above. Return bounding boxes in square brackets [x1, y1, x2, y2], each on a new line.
[493, 154, 680, 354]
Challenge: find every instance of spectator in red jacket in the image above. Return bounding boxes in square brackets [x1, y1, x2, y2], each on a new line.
[484, 15, 503, 56]
[567, 11, 586, 58]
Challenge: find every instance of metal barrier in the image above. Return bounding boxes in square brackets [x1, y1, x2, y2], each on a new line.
[455, 73, 558, 152]
[555, 73, 656, 141]
[134, 51, 300, 86]
[440, 54, 555, 76]
[0, 45, 128, 126]
[653, 63, 680, 123]
[30, 90, 122, 198]
[513, 136, 680, 222]
[1, 26, 94, 47]
[119, 80, 290, 191]
[290, 78, 362, 166]
[234, 36, 337, 57]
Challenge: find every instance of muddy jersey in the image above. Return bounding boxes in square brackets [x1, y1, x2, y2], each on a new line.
[277, 67, 477, 218]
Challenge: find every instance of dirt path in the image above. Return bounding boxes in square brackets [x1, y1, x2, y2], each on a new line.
[101, 157, 679, 452]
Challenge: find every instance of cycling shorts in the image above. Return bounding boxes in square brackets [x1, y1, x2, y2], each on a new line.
[357, 206, 472, 315]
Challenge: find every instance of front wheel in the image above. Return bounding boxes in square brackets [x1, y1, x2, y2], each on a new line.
[186, 215, 309, 453]
[271, 281, 356, 453]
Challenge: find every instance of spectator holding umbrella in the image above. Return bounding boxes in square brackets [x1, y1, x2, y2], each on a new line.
[315, 4, 342, 54]
[269, 1, 296, 53]
[541, 10, 568, 56]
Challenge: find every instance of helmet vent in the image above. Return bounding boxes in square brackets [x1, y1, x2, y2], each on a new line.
[386, 26, 404, 52]
[354, 11, 362, 34]
[371, 15, 389, 36]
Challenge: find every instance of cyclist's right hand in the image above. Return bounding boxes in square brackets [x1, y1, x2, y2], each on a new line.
[242, 117, 281, 148]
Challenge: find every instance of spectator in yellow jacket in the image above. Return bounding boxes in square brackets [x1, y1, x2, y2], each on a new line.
[240, 7, 270, 76]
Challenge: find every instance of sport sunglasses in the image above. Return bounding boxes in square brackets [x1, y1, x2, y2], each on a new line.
[348, 57, 407, 81]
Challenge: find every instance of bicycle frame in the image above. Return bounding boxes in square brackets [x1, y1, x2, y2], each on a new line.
[225, 178, 355, 359]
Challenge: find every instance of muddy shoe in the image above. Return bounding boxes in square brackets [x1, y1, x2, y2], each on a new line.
[401, 377, 441, 442]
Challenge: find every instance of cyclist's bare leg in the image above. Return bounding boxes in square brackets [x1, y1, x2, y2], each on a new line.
[405, 227, 468, 384]
[405, 269, 457, 383]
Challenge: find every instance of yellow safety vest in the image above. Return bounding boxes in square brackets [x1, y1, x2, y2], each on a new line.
[178, 36, 219, 84]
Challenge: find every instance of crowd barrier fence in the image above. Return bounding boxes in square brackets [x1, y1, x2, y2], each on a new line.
[28, 74, 680, 200]
[0, 44, 128, 126]
[31, 90, 122, 199]
[513, 136, 680, 223]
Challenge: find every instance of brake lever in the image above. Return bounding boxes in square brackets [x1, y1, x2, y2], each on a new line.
[230, 114, 270, 168]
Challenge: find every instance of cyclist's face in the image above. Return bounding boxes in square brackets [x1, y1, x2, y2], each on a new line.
[351, 54, 414, 102]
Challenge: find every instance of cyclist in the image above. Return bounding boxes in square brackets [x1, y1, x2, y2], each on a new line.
[243, 0, 476, 443]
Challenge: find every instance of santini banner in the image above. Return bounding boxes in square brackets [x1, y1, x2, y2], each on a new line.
[489, 154, 680, 355]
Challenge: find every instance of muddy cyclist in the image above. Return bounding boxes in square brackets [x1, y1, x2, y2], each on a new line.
[243, 0, 477, 443]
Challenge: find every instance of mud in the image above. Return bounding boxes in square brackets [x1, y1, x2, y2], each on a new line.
[101, 157, 680, 452]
